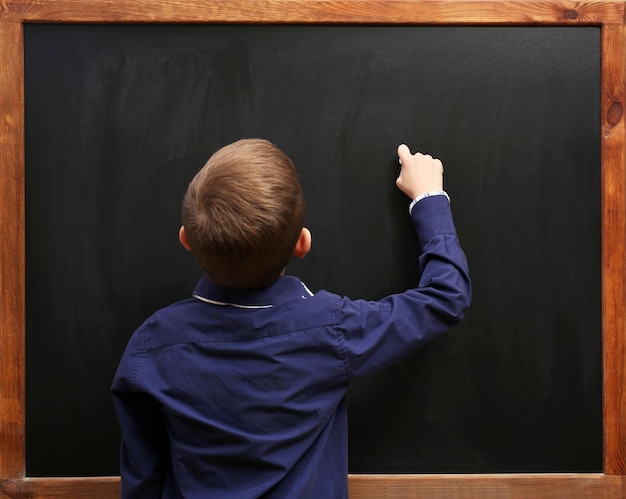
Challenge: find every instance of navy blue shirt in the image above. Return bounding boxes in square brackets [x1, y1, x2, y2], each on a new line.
[111, 195, 471, 498]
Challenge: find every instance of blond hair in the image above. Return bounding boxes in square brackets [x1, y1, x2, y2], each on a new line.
[182, 139, 305, 288]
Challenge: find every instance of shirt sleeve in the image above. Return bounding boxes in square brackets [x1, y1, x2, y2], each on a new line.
[111, 337, 171, 499]
[336, 195, 471, 378]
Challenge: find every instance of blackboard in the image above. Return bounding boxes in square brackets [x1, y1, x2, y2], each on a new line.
[24, 24, 602, 477]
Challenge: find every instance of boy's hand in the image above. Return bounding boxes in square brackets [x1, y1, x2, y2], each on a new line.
[396, 144, 444, 199]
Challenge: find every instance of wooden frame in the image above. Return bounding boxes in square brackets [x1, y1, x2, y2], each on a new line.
[1, 1, 625, 497]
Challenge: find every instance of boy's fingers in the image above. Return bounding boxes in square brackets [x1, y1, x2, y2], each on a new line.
[397, 144, 411, 164]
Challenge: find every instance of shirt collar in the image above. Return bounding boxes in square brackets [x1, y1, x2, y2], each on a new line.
[192, 275, 314, 309]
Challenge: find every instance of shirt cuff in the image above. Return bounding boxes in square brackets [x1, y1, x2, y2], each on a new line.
[409, 191, 450, 214]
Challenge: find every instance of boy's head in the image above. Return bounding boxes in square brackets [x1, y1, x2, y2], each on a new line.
[180, 138, 309, 289]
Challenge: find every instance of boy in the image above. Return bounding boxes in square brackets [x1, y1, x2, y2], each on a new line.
[111, 138, 471, 498]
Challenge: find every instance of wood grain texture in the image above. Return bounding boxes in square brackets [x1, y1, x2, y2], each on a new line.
[0, 475, 623, 499]
[0, 20, 25, 481]
[601, 20, 626, 476]
[1, 477, 120, 499]
[1, 0, 625, 497]
[348, 474, 626, 499]
[0, 0, 622, 24]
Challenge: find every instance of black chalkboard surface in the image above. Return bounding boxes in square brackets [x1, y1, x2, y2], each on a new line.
[24, 24, 601, 476]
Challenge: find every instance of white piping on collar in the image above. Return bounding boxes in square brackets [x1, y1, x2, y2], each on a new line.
[300, 281, 314, 297]
[192, 294, 273, 309]
[192, 280, 314, 309]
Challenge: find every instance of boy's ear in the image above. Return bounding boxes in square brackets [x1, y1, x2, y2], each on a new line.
[179, 226, 192, 251]
[293, 227, 312, 259]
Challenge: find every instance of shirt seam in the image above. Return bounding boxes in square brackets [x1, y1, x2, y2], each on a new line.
[330, 296, 353, 380]
[139, 323, 343, 351]
[130, 345, 147, 388]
